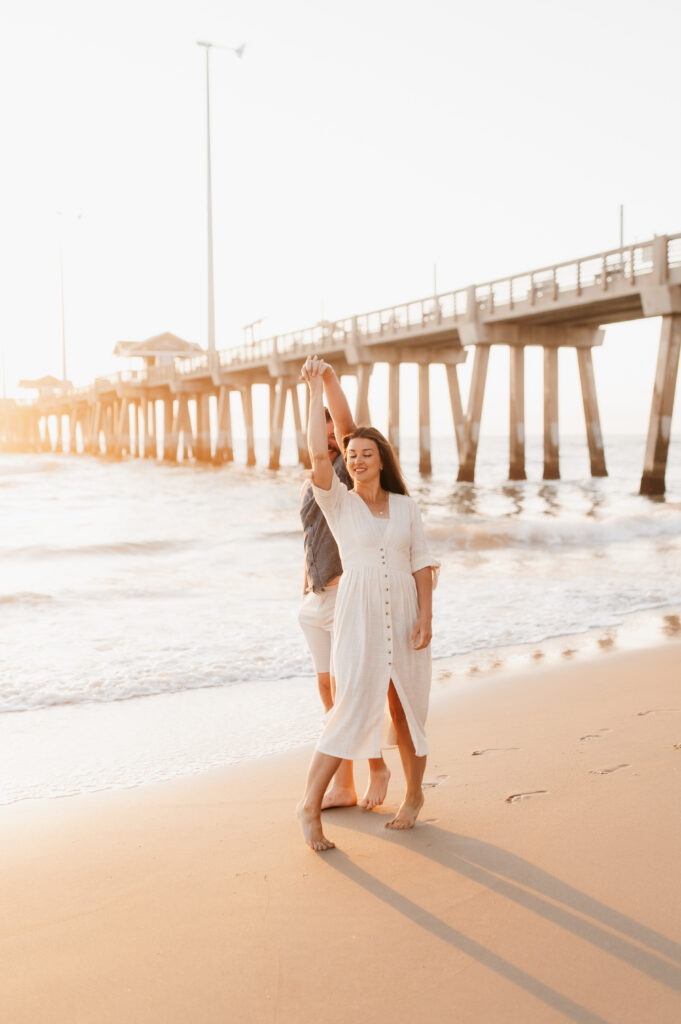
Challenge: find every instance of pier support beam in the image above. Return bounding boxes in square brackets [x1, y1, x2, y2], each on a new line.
[131, 402, 141, 457]
[576, 348, 607, 477]
[268, 382, 277, 438]
[195, 394, 211, 461]
[240, 386, 257, 467]
[54, 413, 63, 453]
[163, 398, 177, 461]
[445, 364, 465, 463]
[509, 346, 527, 481]
[103, 405, 113, 454]
[418, 363, 432, 475]
[457, 345, 490, 482]
[68, 410, 77, 454]
[290, 384, 309, 467]
[175, 395, 194, 460]
[354, 363, 372, 426]
[115, 399, 130, 458]
[543, 347, 560, 480]
[91, 402, 102, 455]
[640, 314, 681, 496]
[144, 398, 157, 459]
[269, 377, 287, 470]
[215, 387, 234, 464]
[388, 363, 400, 456]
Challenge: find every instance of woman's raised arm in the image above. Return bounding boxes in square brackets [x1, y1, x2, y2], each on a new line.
[302, 357, 333, 490]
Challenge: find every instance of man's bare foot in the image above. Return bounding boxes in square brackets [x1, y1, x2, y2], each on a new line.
[297, 801, 336, 851]
[358, 765, 391, 810]
[385, 791, 424, 830]
[321, 786, 357, 811]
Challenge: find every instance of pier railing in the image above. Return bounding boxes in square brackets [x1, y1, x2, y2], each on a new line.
[17, 232, 681, 402]
[210, 231, 681, 368]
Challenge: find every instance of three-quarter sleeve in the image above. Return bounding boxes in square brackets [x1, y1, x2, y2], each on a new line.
[312, 470, 348, 529]
[409, 499, 440, 587]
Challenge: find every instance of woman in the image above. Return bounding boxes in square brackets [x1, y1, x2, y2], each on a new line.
[297, 356, 438, 851]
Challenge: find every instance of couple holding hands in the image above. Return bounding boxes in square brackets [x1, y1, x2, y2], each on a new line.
[297, 356, 438, 852]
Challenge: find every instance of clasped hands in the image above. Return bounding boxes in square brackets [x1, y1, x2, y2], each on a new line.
[300, 355, 331, 385]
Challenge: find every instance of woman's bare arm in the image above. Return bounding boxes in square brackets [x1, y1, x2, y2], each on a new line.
[303, 358, 333, 490]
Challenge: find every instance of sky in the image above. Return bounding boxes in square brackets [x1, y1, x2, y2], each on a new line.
[1, 0, 680, 444]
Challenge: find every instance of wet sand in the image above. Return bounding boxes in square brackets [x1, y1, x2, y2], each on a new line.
[2, 641, 681, 1023]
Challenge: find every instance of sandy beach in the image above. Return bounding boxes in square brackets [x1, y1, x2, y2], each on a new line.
[2, 640, 681, 1024]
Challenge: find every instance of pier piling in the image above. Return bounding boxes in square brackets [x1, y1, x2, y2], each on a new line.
[215, 387, 234, 464]
[509, 346, 527, 481]
[576, 348, 607, 477]
[457, 345, 490, 482]
[543, 347, 560, 480]
[640, 314, 681, 495]
[418, 363, 432, 475]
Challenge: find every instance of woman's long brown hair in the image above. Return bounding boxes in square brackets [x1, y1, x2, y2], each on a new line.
[342, 427, 409, 496]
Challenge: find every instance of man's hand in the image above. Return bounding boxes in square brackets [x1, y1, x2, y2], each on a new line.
[300, 355, 331, 383]
[411, 617, 432, 650]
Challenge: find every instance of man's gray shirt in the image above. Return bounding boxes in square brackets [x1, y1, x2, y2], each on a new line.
[300, 454, 352, 593]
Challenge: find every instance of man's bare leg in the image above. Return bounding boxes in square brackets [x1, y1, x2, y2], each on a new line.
[320, 672, 358, 808]
[322, 756, 357, 809]
[384, 682, 426, 830]
[317, 671, 333, 712]
[358, 757, 391, 810]
[297, 751, 342, 851]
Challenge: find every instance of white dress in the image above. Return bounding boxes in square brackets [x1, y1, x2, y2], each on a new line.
[312, 473, 439, 760]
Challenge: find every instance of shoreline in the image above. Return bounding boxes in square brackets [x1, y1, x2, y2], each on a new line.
[2, 636, 680, 1022]
[2, 602, 680, 807]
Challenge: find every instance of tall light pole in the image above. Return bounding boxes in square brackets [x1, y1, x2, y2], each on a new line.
[197, 40, 245, 354]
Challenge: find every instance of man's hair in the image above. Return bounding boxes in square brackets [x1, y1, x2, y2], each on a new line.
[342, 427, 409, 495]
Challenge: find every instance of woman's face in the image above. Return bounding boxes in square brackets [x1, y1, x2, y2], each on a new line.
[346, 437, 382, 485]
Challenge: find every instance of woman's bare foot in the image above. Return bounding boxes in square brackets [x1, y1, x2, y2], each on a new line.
[321, 785, 357, 810]
[358, 765, 391, 810]
[297, 801, 336, 851]
[385, 791, 424, 830]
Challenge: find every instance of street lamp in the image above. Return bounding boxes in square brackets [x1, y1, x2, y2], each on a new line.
[197, 40, 246, 354]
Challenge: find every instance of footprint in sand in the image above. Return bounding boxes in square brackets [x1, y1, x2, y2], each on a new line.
[588, 764, 630, 775]
[579, 728, 612, 741]
[505, 790, 548, 803]
[531, 650, 545, 661]
[637, 709, 681, 717]
[562, 648, 578, 659]
[472, 747, 520, 756]
[422, 774, 448, 788]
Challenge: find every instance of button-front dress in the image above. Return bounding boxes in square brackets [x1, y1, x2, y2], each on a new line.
[312, 473, 439, 760]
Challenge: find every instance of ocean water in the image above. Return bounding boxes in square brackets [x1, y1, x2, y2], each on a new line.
[1, 434, 680, 802]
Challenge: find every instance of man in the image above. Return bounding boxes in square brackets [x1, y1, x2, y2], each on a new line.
[298, 363, 390, 810]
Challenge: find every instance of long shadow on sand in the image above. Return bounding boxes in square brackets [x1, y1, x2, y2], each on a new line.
[323, 810, 681, 1023]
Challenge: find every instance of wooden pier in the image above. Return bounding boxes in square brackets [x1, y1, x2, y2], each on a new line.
[2, 232, 681, 494]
